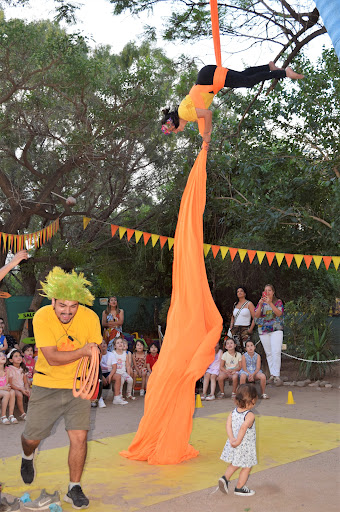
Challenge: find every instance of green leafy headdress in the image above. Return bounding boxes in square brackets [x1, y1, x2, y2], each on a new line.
[40, 267, 95, 306]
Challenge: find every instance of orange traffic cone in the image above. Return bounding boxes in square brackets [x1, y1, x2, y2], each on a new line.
[286, 391, 296, 405]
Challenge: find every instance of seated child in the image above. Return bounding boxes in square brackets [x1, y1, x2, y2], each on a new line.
[132, 339, 148, 397]
[217, 337, 242, 399]
[22, 344, 35, 386]
[122, 339, 133, 378]
[99, 340, 127, 406]
[201, 342, 223, 401]
[6, 348, 30, 420]
[0, 352, 17, 424]
[0, 325, 8, 354]
[146, 343, 159, 389]
[239, 340, 268, 399]
[113, 337, 135, 400]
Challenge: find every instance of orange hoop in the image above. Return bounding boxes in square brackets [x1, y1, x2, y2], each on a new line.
[73, 345, 99, 400]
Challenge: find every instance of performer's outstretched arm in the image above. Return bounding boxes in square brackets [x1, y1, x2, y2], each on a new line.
[0, 250, 28, 282]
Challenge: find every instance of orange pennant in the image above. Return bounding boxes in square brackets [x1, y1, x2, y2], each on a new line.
[111, 225, 118, 237]
[211, 245, 220, 258]
[322, 256, 332, 270]
[159, 236, 168, 249]
[247, 250, 256, 263]
[143, 232, 151, 245]
[266, 252, 275, 266]
[126, 228, 134, 241]
[285, 253, 294, 267]
[304, 255, 313, 269]
[229, 247, 238, 261]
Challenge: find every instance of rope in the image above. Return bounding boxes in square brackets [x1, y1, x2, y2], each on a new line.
[281, 352, 340, 363]
[73, 345, 100, 400]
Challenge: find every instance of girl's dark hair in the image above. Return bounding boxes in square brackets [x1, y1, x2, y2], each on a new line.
[22, 344, 34, 354]
[133, 339, 146, 352]
[6, 349, 28, 373]
[105, 296, 120, 316]
[235, 286, 248, 298]
[161, 108, 179, 129]
[235, 383, 258, 408]
[148, 342, 159, 353]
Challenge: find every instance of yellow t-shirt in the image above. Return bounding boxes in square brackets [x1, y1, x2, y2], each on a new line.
[221, 351, 242, 371]
[33, 304, 102, 389]
[178, 92, 214, 122]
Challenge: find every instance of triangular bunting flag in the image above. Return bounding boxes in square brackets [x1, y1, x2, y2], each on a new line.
[322, 256, 332, 270]
[313, 255, 322, 269]
[238, 249, 247, 262]
[111, 225, 118, 237]
[119, 227, 127, 239]
[266, 252, 275, 266]
[332, 256, 340, 271]
[211, 245, 220, 258]
[303, 255, 313, 269]
[220, 247, 228, 260]
[167, 237, 175, 250]
[159, 236, 167, 249]
[203, 244, 211, 257]
[285, 254, 294, 267]
[294, 254, 304, 268]
[83, 217, 91, 230]
[275, 253, 285, 266]
[134, 230, 143, 243]
[126, 228, 134, 241]
[257, 251, 266, 264]
[229, 247, 238, 261]
[143, 232, 151, 245]
[247, 249, 256, 263]
[2, 233, 8, 252]
[151, 234, 160, 247]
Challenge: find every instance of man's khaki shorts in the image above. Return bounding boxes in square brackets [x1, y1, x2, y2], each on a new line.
[23, 386, 91, 441]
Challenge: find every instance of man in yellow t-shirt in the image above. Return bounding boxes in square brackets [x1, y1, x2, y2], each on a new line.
[20, 267, 101, 510]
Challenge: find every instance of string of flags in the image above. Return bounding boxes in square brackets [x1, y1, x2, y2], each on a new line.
[83, 217, 339, 271]
[0, 218, 60, 253]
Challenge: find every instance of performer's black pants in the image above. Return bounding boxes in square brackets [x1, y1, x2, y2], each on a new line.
[196, 64, 286, 89]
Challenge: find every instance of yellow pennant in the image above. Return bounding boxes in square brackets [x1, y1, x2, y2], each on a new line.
[332, 256, 340, 271]
[151, 234, 160, 247]
[83, 217, 91, 230]
[294, 254, 304, 268]
[257, 251, 266, 264]
[168, 237, 175, 250]
[119, 227, 127, 239]
[134, 230, 143, 243]
[220, 246, 228, 260]
[313, 255, 322, 269]
[275, 253, 285, 266]
[203, 244, 211, 257]
[238, 249, 247, 262]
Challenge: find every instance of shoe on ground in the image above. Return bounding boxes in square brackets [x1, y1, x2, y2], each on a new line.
[218, 475, 229, 494]
[267, 375, 274, 384]
[234, 485, 255, 496]
[200, 394, 206, 400]
[0, 497, 21, 511]
[231, 392, 236, 398]
[97, 398, 106, 408]
[216, 392, 225, 399]
[20, 454, 36, 485]
[261, 393, 269, 399]
[126, 394, 136, 400]
[8, 415, 18, 424]
[22, 489, 61, 510]
[0, 416, 10, 425]
[205, 395, 215, 401]
[274, 376, 283, 386]
[19, 413, 27, 421]
[113, 395, 128, 405]
[140, 389, 145, 397]
[64, 485, 89, 509]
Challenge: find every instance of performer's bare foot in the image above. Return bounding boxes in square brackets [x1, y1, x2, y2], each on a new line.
[269, 61, 284, 71]
[285, 66, 304, 80]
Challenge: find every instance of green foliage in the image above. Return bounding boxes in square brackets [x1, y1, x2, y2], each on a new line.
[298, 325, 336, 380]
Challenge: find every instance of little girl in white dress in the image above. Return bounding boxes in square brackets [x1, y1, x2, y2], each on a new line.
[219, 383, 258, 496]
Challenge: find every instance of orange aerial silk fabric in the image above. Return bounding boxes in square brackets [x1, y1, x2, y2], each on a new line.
[120, 0, 223, 465]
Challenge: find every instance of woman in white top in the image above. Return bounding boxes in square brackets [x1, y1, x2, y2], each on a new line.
[229, 287, 255, 352]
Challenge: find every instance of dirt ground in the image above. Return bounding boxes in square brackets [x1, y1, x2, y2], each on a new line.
[1, 359, 339, 511]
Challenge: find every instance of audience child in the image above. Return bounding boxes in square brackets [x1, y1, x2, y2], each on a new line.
[132, 339, 148, 397]
[219, 383, 258, 496]
[0, 325, 8, 354]
[217, 338, 242, 399]
[113, 337, 134, 400]
[0, 352, 17, 424]
[6, 348, 30, 420]
[122, 339, 133, 378]
[146, 343, 159, 389]
[22, 345, 35, 386]
[239, 340, 268, 399]
[201, 342, 223, 401]
[0, 318, 19, 350]
[99, 340, 127, 406]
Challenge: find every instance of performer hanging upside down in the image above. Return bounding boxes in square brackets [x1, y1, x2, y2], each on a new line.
[161, 62, 304, 146]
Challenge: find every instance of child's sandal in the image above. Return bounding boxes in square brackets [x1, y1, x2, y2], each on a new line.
[1, 416, 10, 424]
[261, 394, 269, 399]
[231, 392, 236, 399]
[19, 413, 27, 421]
[8, 415, 18, 424]
[126, 394, 136, 400]
[217, 392, 225, 399]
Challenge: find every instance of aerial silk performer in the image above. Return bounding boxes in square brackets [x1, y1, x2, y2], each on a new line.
[120, 0, 225, 465]
[314, 0, 340, 60]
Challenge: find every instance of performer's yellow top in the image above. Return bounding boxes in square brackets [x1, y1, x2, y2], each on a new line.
[178, 92, 214, 122]
[33, 304, 102, 389]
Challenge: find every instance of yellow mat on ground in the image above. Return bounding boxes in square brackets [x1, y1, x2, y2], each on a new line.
[1, 413, 339, 511]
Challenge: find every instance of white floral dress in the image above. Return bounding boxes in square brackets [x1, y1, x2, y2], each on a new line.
[220, 408, 257, 467]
